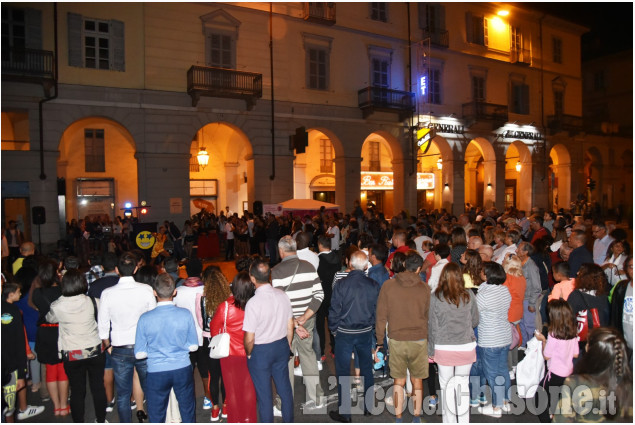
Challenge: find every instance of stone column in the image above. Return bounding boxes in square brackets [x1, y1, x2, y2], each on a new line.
[482, 159, 497, 209]
[493, 159, 506, 212]
[446, 159, 463, 216]
[334, 156, 361, 215]
[392, 159, 417, 217]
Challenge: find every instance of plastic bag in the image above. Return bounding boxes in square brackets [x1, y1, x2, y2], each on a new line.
[515, 336, 545, 398]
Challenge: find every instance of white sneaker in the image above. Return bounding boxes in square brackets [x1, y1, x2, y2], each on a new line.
[16, 405, 45, 420]
[502, 402, 512, 413]
[273, 406, 282, 417]
[317, 360, 323, 371]
[294, 365, 303, 377]
[385, 396, 394, 407]
[301, 399, 325, 412]
[509, 369, 515, 380]
[478, 404, 502, 418]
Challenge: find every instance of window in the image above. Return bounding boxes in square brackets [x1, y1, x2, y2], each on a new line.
[593, 71, 605, 91]
[308, 48, 328, 90]
[553, 90, 564, 116]
[510, 82, 529, 114]
[84, 129, 105, 172]
[472, 76, 485, 102]
[511, 26, 521, 52]
[209, 33, 233, 68]
[370, 3, 387, 22]
[1, 6, 42, 62]
[466, 12, 487, 46]
[303, 33, 332, 91]
[68, 13, 124, 71]
[369, 142, 381, 171]
[84, 19, 110, 69]
[552, 37, 562, 64]
[320, 139, 333, 173]
[372, 58, 389, 88]
[418, 3, 445, 32]
[428, 68, 441, 104]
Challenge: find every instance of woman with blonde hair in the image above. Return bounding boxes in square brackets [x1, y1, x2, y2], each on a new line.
[429, 262, 479, 423]
[502, 254, 526, 377]
[196, 265, 231, 420]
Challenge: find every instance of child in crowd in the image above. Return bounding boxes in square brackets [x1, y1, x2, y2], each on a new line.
[548, 261, 575, 301]
[534, 299, 579, 422]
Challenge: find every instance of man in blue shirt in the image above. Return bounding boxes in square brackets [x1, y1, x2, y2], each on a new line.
[368, 243, 389, 287]
[135, 273, 198, 423]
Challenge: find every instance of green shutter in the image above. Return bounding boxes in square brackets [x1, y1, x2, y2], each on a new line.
[24, 7, 42, 49]
[111, 19, 125, 71]
[67, 12, 83, 67]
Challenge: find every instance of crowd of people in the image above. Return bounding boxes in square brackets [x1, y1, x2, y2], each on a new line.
[1, 202, 633, 423]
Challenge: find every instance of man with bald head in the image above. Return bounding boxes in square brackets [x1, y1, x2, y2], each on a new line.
[328, 250, 380, 422]
[12, 242, 35, 275]
[467, 236, 483, 250]
[478, 245, 493, 262]
[385, 230, 409, 276]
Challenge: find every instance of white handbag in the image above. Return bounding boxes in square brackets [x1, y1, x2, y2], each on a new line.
[209, 301, 230, 359]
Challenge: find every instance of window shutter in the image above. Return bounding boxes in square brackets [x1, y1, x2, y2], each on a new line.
[521, 84, 530, 114]
[483, 17, 488, 46]
[110, 19, 125, 71]
[465, 12, 473, 43]
[438, 5, 446, 30]
[24, 7, 42, 49]
[418, 3, 428, 29]
[67, 12, 83, 67]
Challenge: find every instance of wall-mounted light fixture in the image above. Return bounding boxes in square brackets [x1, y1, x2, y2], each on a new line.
[516, 161, 522, 172]
[487, 182, 492, 188]
[444, 182, 449, 189]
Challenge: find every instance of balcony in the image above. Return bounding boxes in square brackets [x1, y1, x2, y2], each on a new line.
[548, 114, 584, 135]
[422, 28, 449, 49]
[510, 48, 531, 66]
[358, 87, 415, 121]
[303, 2, 336, 25]
[187, 65, 262, 109]
[462, 101, 508, 125]
[2, 48, 55, 95]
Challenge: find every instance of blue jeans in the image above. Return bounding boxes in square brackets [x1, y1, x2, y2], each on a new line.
[480, 346, 511, 407]
[334, 331, 374, 418]
[469, 345, 486, 401]
[247, 337, 293, 423]
[146, 365, 195, 423]
[519, 300, 536, 348]
[111, 347, 148, 423]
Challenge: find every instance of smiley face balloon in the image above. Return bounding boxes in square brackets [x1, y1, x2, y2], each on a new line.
[136, 231, 156, 250]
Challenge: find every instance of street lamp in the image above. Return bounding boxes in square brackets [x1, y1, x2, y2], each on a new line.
[437, 158, 443, 170]
[516, 161, 522, 172]
[197, 147, 209, 169]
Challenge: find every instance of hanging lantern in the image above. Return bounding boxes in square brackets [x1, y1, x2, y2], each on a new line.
[515, 161, 521, 172]
[437, 158, 443, 170]
[197, 147, 209, 169]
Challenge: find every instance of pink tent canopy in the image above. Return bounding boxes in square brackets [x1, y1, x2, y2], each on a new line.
[278, 199, 339, 218]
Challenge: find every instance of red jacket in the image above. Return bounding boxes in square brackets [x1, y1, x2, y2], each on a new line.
[209, 296, 247, 357]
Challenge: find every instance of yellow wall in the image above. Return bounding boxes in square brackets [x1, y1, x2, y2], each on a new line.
[57, 118, 138, 221]
[1, 112, 30, 151]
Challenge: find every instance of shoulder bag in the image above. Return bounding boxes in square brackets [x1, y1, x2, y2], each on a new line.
[209, 301, 230, 359]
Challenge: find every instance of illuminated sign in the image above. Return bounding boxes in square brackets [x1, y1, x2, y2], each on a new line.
[420, 75, 427, 96]
[416, 128, 433, 153]
[502, 130, 542, 140]
[361, 172, 435, 191]
[427, 122, 464, 134]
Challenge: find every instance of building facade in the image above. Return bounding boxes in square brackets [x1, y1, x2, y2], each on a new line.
[2, 2, 632, 248]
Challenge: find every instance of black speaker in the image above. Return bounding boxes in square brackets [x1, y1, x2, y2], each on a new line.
[253, 201, 263, 216]
[32, 206, 46, 225]
[57, 178, 66, 196]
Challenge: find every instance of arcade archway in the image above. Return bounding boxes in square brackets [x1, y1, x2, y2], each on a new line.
[549, 144, 572, 212]
[464, 137, 496, 209]
[504, 141, 533, 211]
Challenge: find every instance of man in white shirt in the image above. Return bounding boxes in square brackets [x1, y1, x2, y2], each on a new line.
[427, 244, 451, 292]
[592, 222, 614, 265]
[295, 232, 319, 271]
[98, 252, 156, 423]
[326, 219, 341, 253]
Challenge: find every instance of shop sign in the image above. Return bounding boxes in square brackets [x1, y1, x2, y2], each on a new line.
[426, 122, 464, 134]
[312, 176, 336, 187]
[361, 172, 435, 190]
[502, 130, 542, 140]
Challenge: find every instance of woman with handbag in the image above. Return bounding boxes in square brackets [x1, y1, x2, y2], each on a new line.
[602, 240, 630, 287]
[566, 263, 610, 355]
[196, 265, 230, 421]
[32, 259, 69, 416]
[210, 271, 257, 423]
[46, 269, 107, 423]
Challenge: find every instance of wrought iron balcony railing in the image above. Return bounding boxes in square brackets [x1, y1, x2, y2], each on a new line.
[303, 2, 336, 25]
[462, 101, 508, 123]
[187, 65, 262, 108]
[422, 28, 449, 48]
[2, 48, 55, 80]
[358, 87, 415, 121]
[548, 114, 583, 134]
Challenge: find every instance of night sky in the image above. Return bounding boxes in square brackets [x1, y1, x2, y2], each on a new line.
[514, 2, 633, 60]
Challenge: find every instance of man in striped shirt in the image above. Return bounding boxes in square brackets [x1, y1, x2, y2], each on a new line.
[271, 235, 325, 412]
